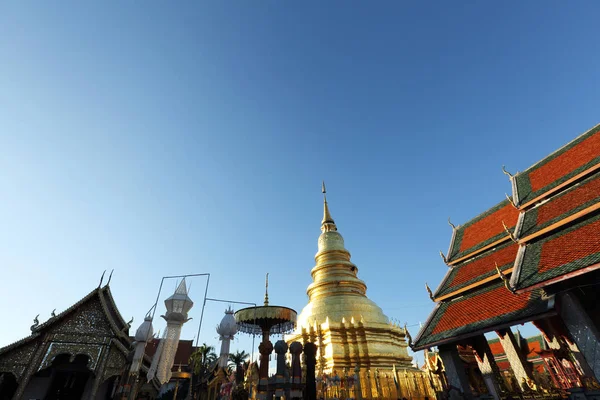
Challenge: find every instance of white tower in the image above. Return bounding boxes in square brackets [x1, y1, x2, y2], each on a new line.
[148, 278, 194, 384]
[216, 307, 238, 368]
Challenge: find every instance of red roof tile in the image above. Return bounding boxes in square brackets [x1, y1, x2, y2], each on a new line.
[529, 130, 600, 192]
[514, 124, 600, 206]
[496, 361, 511, 371]
[145, 339, 195, 368]
[536, 174, 600, 226]
[539, 218, 600, 275]
[489, 342, 505, 357]
[431, 286, 531, 335]
[526, 340, 543, 358]
[414, 282, 553, 350]
[450, 243, 519, 288]
[515, 212, 600, 290]
[458, 204, 519, 252]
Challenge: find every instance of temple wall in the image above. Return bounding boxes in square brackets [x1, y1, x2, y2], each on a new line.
[20, 376, 52, 400]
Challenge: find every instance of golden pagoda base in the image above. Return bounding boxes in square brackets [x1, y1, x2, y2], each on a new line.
[286, 318, 413, 373]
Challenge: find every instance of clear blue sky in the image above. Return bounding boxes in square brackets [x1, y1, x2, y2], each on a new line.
[1, 1, 599, 361]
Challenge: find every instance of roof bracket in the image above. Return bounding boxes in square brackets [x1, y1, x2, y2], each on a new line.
[439, 250, 450, 266]
[495, 262, 516, 294]
[404, 323, 414, 348]
[502, 165, 514, 179]
[426, 282, 435, 302]
[505, 193, 517, 209]
[448, 217, 457, 230]
[98, 270, 106, 289]
[502, 220, 518, 242]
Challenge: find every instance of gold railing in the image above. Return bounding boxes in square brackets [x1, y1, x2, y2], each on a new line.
[317, 368, 441, 400]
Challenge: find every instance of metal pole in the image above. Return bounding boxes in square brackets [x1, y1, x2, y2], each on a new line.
[195, 274, 211, 348]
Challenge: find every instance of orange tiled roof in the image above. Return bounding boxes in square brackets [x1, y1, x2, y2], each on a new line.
[514, 124, 600, 206]
[519, 172, 600, 238]
[418, 123, 600, 348]
[513, 212, 600, 290]
[413, 281, 552, 349]
[447, 200, 519, 263]
[435, 242, 518, 299]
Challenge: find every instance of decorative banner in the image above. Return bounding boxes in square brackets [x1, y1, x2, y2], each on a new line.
[147, 330, 166, 382]
[155, 322, 183, 384]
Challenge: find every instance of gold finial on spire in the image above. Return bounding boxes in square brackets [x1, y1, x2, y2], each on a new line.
[321, 181, 337, 232]
[264, 273, 269, 306]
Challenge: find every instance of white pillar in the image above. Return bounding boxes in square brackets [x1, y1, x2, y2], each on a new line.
[438, 343, 474, 400]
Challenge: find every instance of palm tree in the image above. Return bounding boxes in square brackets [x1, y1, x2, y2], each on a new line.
[228, 350, 250, 369]
[228, 350, 250, 382]
[190, 343, 217, 376]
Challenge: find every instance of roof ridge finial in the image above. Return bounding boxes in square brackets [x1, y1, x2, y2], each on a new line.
[264, 273, 269, 306]
[321, 181, 337, 232]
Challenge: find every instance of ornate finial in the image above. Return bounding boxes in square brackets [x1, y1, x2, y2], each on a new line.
[98, 270, 106, 288]
[31, 315, 40, 332]
[264, 273, 269, 306]
[425, 283, 434, 301]
[321, 181, 337, 232]
[495, 262, 515, 293]
[502, 165, 514, 178]
[122, 317, 134, 333]
[502, 220, 517, 242]
[505, 193, 517, 208]
[448, 218, 457, 230]
[439, 250, 448, 265]
[106, 269, 114, 286]
[51, 309, 56, 318]
[404, 323, 414, 347]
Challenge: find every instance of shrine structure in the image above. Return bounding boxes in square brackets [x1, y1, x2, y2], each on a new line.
[0, 279, 160, 400]
[414, 123, 600, 399]
[286, 184, 436, 399]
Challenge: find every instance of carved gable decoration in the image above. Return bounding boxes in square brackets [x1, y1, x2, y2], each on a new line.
[49, 296, 113, 336]
[0, 286, 132, 384]
[103, 345, 128, 381]
[0, 337, 41, 380]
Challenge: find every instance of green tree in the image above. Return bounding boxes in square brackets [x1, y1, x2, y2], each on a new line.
[190, 343, 218, 376]
[228, 350, 250, 369]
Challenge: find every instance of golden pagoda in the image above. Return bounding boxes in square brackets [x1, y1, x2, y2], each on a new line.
[286, 183, 413, 373]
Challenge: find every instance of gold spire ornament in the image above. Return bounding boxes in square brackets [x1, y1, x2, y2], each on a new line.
[321, 181, 336, 232]
[264, 273, 269, 306]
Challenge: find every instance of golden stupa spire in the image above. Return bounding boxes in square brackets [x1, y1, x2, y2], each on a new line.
[321, 181, 337, 232]
[264, 273, 269, 306]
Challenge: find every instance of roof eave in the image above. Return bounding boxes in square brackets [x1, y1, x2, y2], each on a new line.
[412, 309, 557, 351]
[514, 262, 600, 294]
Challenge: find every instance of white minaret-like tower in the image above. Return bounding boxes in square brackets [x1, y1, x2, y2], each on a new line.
[216, 307, 238, 368]
[148, 278, 194, 384]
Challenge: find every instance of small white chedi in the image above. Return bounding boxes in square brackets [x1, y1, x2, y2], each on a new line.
[216, 307, 238, 368]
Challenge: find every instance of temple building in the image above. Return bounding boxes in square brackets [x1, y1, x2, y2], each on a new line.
[0, 282, 161, 400]
[414, 122, 600, 399]
[286, 185, 414, 373]
[0, 279, 200, 400]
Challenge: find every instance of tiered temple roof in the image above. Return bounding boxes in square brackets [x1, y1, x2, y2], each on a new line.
[414, 122, 600, 350]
